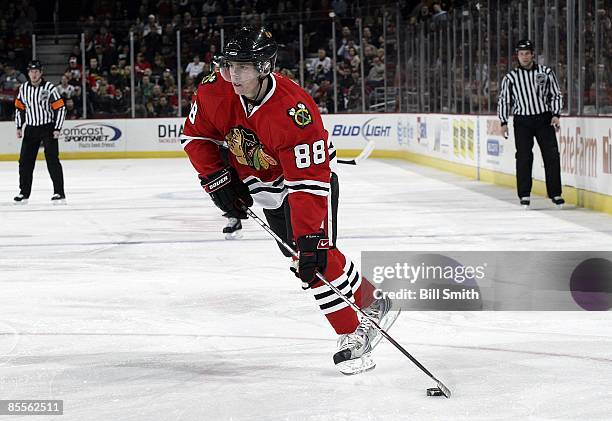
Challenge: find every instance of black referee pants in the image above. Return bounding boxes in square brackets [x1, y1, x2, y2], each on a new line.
[513, 113, 562, 199]
[19, 124, 65, 198]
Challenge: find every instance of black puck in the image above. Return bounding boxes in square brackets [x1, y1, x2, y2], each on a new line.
[426, 387, 444, 397]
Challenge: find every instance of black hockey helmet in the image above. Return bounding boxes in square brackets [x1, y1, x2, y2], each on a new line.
[222, 27, 278, 76]
[515, 39, 534, 52]
[27, 59, 43, 70]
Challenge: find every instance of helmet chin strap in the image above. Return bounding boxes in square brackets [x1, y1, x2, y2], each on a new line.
[249, 74, 269, 102]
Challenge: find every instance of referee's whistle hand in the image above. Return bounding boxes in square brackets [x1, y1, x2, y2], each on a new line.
[502, 127, 509, 139]
[53, 130, 60, 139]
[551, 117, 560, 132]
[16, 129, 22, 139]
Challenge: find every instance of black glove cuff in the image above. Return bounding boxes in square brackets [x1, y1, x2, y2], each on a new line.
[201, 167, 233, 193]
[297, 231, 330, 252]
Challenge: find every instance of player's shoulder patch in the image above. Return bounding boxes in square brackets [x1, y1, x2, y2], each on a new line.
[200, 71, 218, 85]
[287, 102, 313, 129]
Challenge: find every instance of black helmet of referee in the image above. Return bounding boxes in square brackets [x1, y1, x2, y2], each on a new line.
[27, 60, 43, 71]
[222, 27, 278, 76]
[515, 39, 534, 52]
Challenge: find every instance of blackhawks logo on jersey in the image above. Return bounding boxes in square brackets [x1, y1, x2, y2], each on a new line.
[225, 126, 278, 171]
[287, 102, 313, 128]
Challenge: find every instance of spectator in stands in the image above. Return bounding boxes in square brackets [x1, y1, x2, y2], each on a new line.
[58, 75, 77, 99]
[185, 55, 205, 78]
[182, 12, 195, 32]
[161, 69, 176, 91]
[92, 44, 115, 73]
[66, 56, 82, 85]
[117, 54, 128, 72]
[309, 48, 332, 84]
[135, 52, 151, 78]
[143, 14, 162, 37]
[337, 38, 359, 62]
[348, 46, 360, 72]
[136, 74, 154, 105]
[151, 53, 167, 81]
[182, 75, 196, 99]
[95, 26, 115, 48]
[64, 97, 81, 120]
[0, 63, 25, 119]
[362, 26, 377, 48]
[366, 56, 385, 88]
[204, 44, 217, 64]
[106, 65, 123, 90]
[432, 3, 448, 26]
[111, 89, 129, 114]
[2, 64, 26, 91]
[87, 57, 103, 88]
[154, 95, 174, 117]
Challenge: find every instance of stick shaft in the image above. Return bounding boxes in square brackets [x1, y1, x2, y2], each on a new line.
[244, 207, 451, 397]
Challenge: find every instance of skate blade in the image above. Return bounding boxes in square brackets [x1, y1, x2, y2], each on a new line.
[51, 199, 67, 206]
[225, 230, 243, 240]
[13, 200, 28, 205]
[369, 307, 402, 349]
[555, 204, 564, 209]
[336, 353, 376, 375]
[522, 204, 530, 210]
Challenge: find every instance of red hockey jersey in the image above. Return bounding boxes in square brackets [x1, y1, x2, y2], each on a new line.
[181, 72, 338, 239]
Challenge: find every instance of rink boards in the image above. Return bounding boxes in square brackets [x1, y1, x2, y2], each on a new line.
[0, 114, 610, 213]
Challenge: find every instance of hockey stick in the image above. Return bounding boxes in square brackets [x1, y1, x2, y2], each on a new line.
[244, 207, 452, 398]
[337, 139, 376, 165]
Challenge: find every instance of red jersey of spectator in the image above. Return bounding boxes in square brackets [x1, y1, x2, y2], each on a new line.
[181, 71, 336, 239]
[135, 54, 151, 76]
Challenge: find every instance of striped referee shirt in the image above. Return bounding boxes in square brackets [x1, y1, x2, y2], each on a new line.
[497, 64, 563, 125]
[14, 79, 66, 130]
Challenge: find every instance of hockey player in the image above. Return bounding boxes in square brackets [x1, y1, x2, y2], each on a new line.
[180, 27, 399, 374]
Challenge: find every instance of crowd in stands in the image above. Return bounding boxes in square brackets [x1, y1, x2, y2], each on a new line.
[0, 0, 611, 121]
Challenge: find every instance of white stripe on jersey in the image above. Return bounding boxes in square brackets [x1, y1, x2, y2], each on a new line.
[243, 174, 288, 209]
[284, 179, 330, 197]
[180, 135, 225, 148]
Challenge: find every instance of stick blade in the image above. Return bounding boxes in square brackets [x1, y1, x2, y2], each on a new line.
[437, 381, 452, 398]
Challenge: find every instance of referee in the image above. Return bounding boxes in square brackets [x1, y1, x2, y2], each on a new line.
[13, 60, 67, 204]
[498, 39, 564, 209]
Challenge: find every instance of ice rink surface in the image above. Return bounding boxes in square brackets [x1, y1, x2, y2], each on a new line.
[0, 157, 611, 421]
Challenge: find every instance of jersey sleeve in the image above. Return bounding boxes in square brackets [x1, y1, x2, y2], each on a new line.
[49, 85, 66, 130]
[14, 86, 26, 129]
[276, 101, 332, 241]
[181, 85, 225, 177]
[546, 67, 563, 117]
[498, 74, 511, 125]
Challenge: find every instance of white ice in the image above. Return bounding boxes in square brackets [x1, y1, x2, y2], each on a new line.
[0, 158, 611, 421]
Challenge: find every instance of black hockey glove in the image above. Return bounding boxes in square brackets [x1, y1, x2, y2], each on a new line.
[201, 167, 253, 219]
[296, 231, 330, 288]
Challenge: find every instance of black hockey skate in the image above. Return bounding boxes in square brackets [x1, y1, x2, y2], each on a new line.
[13, 193, 28, 204]
[223, 217, 243, 240]
[51, 193, 66, 205]
[551, 196, 565, 209]
[520, 197, 530, 209]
